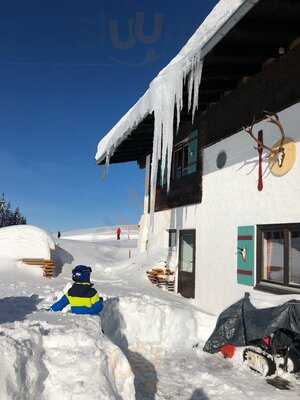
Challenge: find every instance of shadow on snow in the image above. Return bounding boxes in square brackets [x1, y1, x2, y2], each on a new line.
[51, 245, 74, 276]
[0, 294, 41, 324]
[101, 297, 158, 400]
[190, 388, 209, 399]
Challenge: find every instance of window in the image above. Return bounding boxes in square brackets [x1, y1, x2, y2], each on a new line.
[173, 130, 198, 180]
[290, 229, 300, 285]
[257, 224, 300, 290]
[168, 230, 177, 249]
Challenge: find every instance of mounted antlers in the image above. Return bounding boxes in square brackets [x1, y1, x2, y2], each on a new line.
[264, 112, 286, 167]
[243, 112, 287, 191]
[244, 112, 286, 168]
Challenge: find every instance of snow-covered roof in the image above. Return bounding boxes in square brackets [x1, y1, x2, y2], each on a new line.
[95, 0, 260, 164]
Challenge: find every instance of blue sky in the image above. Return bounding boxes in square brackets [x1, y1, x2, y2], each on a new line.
[0, 0, 217, 232]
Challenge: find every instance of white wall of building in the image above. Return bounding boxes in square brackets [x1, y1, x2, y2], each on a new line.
[141, 102, 300, 315]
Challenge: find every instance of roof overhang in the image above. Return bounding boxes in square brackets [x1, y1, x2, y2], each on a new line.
[96, 0, 300, 165]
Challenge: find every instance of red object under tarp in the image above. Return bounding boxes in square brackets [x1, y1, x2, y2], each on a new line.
[220, 344, 236, 359]
[262, 336, 272, 347]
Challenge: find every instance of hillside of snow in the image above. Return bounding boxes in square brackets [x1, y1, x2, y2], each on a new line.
[0, 225, 300, 399]
[61, 224, 139, 241]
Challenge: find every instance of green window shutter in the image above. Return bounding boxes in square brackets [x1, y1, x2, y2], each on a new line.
[237, 226, 255, 286]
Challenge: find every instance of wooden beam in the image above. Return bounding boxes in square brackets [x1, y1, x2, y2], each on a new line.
[203, 64, 259, 76]
[201, 75, 241, 82]
[205, 55, 263, 65]
[210, 45, 278, 57]
[223, 27, 298, 46]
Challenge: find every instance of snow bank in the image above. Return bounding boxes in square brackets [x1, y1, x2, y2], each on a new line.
[0, 316, 135, 400]
[0, 225, 55, 261]
[101, 295, 215, 357]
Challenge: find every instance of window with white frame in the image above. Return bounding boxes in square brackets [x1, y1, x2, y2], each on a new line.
[257, 224, 300, 290]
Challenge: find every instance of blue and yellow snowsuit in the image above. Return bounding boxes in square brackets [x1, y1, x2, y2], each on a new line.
[50, 282, 103, 315]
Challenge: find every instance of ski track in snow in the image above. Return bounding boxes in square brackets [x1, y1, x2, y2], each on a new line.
[0, 232, 300, 399]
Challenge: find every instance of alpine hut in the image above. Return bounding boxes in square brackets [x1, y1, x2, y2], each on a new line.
[96, 0, 300, 314]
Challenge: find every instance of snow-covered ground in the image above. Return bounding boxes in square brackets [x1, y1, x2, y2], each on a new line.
[61, 224, 138, 242]
[0, 226, 299, 399]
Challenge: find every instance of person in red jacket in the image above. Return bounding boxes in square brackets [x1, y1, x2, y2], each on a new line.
[116, 227, 121, 240]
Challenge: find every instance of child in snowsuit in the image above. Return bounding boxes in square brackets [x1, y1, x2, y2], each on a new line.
[50, 265, 103, 315]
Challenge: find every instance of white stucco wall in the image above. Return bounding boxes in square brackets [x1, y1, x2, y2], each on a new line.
[141, 102, 300, 315]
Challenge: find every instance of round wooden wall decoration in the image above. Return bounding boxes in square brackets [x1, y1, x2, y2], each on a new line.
[268, 138, 296, 176]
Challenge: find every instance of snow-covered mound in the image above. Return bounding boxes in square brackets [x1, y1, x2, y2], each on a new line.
[0, 315, 135, 400]
[0, 225, 55, 261]
[101, 295, 214, 356]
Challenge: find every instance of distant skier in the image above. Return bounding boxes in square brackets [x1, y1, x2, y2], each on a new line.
[57, 231, 61, 239]
[116, 227, 121, 240]
[49, 265, 103, 315]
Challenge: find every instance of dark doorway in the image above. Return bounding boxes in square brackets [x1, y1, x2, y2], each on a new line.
[178, 230, 196, 298]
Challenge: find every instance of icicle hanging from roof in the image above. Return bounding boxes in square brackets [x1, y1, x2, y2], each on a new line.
[148, 53, 203, 226]
[96, 0, 257, 171]
[95, 0, 260, 230]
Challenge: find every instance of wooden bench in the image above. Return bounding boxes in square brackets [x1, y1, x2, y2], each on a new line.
[20, 258, 56, 278]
